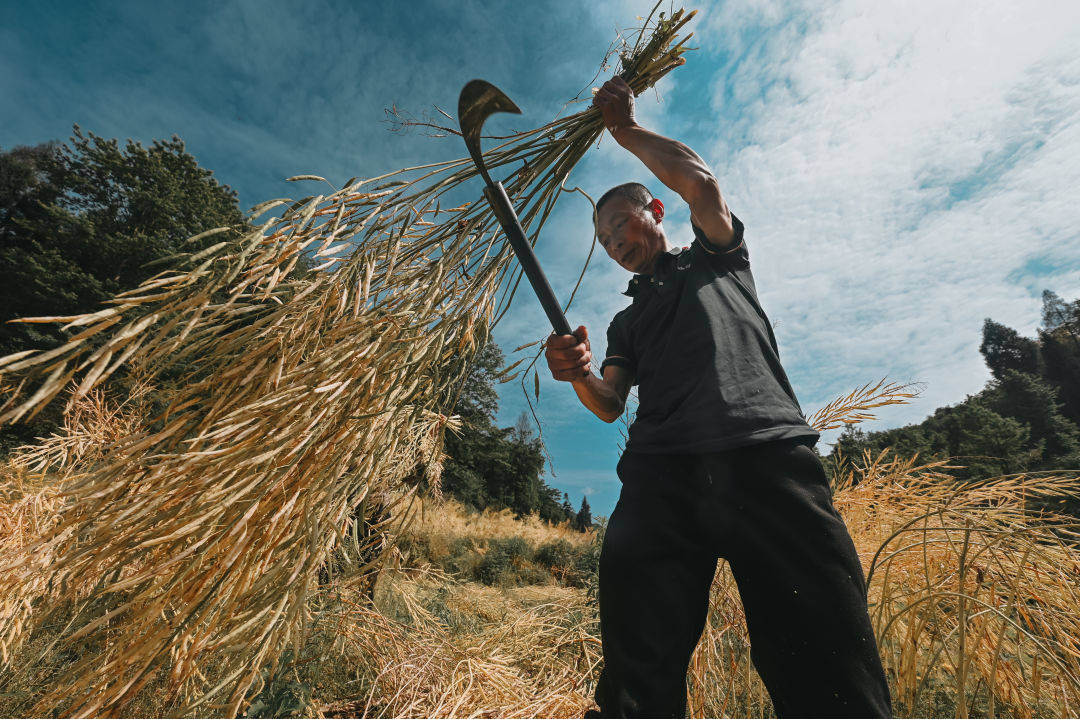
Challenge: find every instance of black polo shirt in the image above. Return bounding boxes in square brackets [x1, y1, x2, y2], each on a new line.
[600, 212, 819, 454]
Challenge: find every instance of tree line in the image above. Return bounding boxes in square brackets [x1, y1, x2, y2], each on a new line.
[832, 290, 1080, 512]
[0, 127, 594, 530]
[438, 339, 593, 530]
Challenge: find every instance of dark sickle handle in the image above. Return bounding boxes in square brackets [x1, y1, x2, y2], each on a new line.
[484, 181, 573, 337]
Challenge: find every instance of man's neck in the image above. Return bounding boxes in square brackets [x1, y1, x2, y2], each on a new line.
[637, 238, 670, 276]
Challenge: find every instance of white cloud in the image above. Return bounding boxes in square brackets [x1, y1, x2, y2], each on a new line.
[490, 0, 1080, 466]
[690, 0, 1080, 446]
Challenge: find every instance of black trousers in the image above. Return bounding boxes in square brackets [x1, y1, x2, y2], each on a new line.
[587, 437, 893, 719]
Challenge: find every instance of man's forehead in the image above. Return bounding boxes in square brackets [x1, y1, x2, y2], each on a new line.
[596, 197, 638, 224]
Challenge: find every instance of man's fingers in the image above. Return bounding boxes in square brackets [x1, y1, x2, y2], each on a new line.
[547, 326, 590, 382]
[549, 354, 591, 372]
[552, 360, 592, 382]
[601, 79, 631, 97]
[593, 87, 613, 101]
[547, 346, 589, 365]
[547, 333, 578, 349]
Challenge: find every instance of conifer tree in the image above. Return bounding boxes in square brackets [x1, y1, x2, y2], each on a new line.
[1039, 290, 1080, 425]
[576, 496, 592, 532]
[561, 492, 574, 522]
[979, 319, 1042, 379]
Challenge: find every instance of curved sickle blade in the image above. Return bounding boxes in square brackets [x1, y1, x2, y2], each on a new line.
[458, 79, 521, 181]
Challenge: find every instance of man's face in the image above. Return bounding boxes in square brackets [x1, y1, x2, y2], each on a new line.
[595, 195, 665, 274]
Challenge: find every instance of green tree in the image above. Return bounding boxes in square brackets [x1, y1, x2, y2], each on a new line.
[536, 475, 567, 525]
[440, 342, 567, 521]
[1, 127, 248, 357]
[576, 496, 592, 532]
[1039, 291, 1080, 425]
[979, 318, 1042, 380]
[1041, 290, 1080, 334]
[487, 413, 544, 518]
[561, 492, 574, 521]
[441, 341, 502, 508]
[451, 340, 502, 426]
[937, 402, 1034, 478]
[0, 128, 259, 453]
[977, 369, 1080, 468]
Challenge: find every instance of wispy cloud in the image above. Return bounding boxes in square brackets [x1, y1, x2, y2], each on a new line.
[680, 0, 1080, 446]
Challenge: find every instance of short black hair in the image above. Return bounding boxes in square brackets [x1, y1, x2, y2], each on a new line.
[595, 182, 654, 218]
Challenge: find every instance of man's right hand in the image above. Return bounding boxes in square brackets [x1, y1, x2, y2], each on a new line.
[545, 325, 592, 382]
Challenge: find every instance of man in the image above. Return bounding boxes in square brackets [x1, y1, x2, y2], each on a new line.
[545, 76, 893, 719]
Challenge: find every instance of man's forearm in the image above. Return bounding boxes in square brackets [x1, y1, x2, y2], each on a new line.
[570, 372, 624, 423]
[611, 123, 711, 201]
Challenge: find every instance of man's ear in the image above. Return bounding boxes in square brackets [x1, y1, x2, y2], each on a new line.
[649, 198, 665, 222]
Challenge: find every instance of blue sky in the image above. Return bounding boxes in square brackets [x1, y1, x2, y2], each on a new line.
[4, 0, 1079, 519]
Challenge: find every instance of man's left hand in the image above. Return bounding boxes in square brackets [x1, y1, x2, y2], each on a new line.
[593, 75, 637, 136]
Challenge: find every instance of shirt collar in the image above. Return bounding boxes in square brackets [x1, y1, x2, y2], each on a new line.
[621, 246, 688, 297]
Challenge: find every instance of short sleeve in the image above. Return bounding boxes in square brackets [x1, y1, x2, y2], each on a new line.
[600, 312, 637, 382]
[692, 211, 748, 269]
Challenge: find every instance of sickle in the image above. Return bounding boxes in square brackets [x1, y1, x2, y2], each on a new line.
[457, 79, 573, 337]
[459, 79, 521, 187]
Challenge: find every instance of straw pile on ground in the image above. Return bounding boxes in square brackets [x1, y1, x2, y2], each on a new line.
[0, 7, 695, 719]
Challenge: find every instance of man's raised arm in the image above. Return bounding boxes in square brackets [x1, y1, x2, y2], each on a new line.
[593, 75, 737, 249]
[545, 325, 632, 423]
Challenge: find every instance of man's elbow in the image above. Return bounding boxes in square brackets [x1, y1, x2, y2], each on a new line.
[598, 403, 625, 423]
[684, 172, 720, 206]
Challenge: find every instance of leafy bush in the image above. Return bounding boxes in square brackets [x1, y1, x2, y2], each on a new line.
[534, 539, 573, 571]
[475, 537, 547, 587]
[534, 530, 603, 590]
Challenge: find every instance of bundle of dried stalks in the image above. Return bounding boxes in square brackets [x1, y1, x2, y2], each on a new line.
[0, 7, 695, 718]
[0, 468, 62, 668]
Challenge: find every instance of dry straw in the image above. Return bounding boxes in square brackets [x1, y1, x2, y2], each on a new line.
[0, 6, 696, 718]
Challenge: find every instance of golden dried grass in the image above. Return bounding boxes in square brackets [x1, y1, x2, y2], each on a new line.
[0, 469, 62, 669]
[5, 376, 1077, 719]
[317, 567, 601, 719]
[0, 7, 696, 718]
[407, 496, 591, 549]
